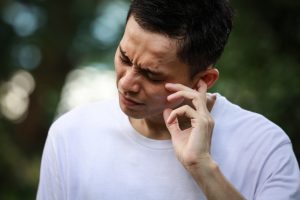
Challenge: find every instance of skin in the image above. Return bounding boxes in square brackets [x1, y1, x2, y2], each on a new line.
[115, 16, 246, 200]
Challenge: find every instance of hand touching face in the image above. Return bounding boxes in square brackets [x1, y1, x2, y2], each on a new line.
[163, 80, 216, 167]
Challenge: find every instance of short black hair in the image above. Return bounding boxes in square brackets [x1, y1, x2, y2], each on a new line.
[126, 0, 234, 77]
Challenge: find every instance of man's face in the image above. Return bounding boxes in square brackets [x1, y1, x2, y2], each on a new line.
[115, 16, 195, 119]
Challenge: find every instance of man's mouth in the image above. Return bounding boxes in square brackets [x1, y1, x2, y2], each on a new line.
[119, 92, 144, 107]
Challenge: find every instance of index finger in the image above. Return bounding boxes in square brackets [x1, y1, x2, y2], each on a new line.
[165, 83, 197, 104]
[165, 83, 194, 93]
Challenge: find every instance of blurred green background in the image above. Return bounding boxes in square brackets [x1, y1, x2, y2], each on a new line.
[0, 0, 299, 199]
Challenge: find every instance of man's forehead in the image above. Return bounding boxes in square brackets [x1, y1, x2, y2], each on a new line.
[123, 16, 179, 59]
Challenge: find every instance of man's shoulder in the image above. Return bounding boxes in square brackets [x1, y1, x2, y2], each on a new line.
[212, 94, 292, 171]
[48, 99, 123, 136]
[58, 99, 117, 120]
[213, 94, 290, 145]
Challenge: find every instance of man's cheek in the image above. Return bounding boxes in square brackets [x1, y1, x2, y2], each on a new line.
[169, 98, 184, 109]
[152, 93, 167, 103]
[152, 93, 183, 109]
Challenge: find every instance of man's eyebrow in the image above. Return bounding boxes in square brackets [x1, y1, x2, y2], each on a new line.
[118, 45, 164, 76]
[119, 45, 128, 58]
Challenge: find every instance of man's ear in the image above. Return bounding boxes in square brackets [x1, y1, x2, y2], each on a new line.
[192, 67, 219, 90]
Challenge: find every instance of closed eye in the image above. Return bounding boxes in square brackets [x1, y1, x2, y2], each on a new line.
[147, 75, 164, 83]
[139, 69, 165, 83]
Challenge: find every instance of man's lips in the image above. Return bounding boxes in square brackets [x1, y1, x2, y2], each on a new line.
[119, 93, 144, 106]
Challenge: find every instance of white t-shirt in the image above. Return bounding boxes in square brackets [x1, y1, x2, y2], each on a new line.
[37, 94, 300, 200]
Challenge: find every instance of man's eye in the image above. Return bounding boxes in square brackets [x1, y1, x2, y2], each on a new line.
[146, 73, 164, 83]
[138, 69, 164, 83]
[120, 56, 132, 65]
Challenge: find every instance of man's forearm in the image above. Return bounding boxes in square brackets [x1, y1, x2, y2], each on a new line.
[186, 158, 246, 200]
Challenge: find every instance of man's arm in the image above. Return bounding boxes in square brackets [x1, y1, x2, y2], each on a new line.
[163, 80, 246, 200]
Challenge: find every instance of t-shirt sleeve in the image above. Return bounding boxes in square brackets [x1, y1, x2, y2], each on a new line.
[255, 142, 300, 200]
[36, 123, 65, 200]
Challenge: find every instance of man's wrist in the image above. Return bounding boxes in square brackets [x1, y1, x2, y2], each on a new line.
[185, 157, 246, 200]
[185, 156, 219, 182]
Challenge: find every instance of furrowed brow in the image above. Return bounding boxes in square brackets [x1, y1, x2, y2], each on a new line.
[136, 64, 165, 77]
[119, 46, 128, 57]
[119, 45, 164, 76]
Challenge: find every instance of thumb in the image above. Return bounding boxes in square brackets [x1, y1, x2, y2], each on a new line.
[163, 108, 172, 123]
[163, 108, 180, 135]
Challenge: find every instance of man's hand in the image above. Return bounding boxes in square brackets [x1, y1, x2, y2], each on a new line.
[163, 80, 246, 200]
[163, 80, 215, 168]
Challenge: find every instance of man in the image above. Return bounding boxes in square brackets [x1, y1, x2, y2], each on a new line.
[37, 0, 300, 199]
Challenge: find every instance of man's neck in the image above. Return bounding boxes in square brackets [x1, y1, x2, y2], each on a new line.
[129, 115, 171, 140]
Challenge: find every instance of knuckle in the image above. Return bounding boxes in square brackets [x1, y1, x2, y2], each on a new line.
[207, 117, 214, 125]
[200, 115, 214, 126]
[192, 92, 199, 98]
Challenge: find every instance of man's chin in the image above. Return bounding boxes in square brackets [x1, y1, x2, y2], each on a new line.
[119, 103, 145, 119]
[119, 103, 166, 120]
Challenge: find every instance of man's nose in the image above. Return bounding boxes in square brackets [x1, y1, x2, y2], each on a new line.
[119, 68, 140, 93]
